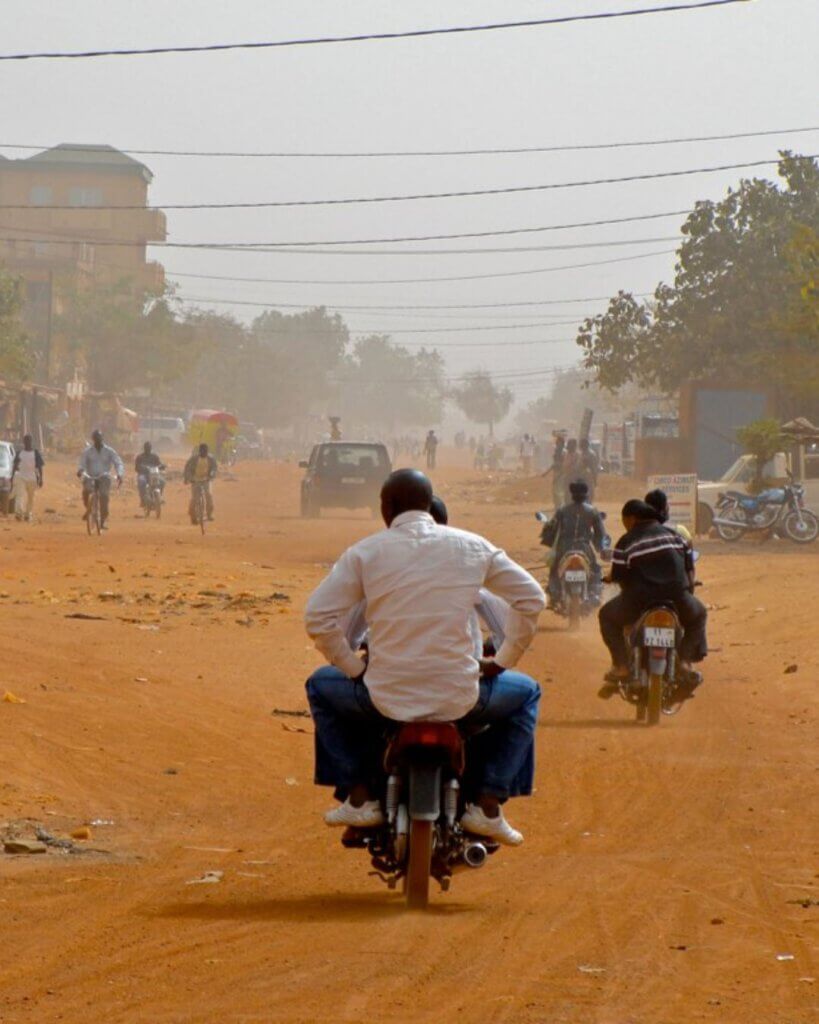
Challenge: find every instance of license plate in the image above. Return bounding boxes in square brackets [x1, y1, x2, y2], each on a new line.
[564, 570, 586, 582]
[340, 477, 365, 484]
[643, 626, 675, 648]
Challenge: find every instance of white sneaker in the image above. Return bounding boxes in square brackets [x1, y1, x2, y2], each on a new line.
[324, 798, 384, 829]
[461, 803, 523, 846]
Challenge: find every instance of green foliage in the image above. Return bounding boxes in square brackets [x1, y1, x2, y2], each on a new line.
[737, 417, 784, 492]
[55, 277, 196, 393]
[451, 371, 513, 436]
[577, 153, 819, 399]
[0, 269, 33, 381]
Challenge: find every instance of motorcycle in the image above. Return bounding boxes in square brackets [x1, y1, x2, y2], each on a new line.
[713, 477, 818, 544]
[619, 606, 689, 725]
[535, 510, 609, 629]
[341, 722, 500, 909]
[144, 467, 165, 519]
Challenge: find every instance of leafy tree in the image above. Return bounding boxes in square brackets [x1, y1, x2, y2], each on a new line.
[0, 268, 33, 381]
[577, 153, 819, 402]
[55, 277, 197, 393]
[737, 417, 784, 492]
[451, 371, 513, 437]
[339, 334, 445, 433]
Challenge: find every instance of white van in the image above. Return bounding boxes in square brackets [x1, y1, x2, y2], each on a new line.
[134, 416, 186, 452]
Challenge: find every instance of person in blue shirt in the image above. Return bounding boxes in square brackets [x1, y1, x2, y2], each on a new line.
[77, 430, 124, 530]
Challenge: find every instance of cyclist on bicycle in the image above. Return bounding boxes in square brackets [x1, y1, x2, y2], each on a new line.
[77, 429, 124, 530]
[184, 443, 217, 524]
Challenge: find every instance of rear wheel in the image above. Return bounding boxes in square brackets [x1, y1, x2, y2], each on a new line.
[567, 592, 581, 632]
[715, 506, 745, 542]
[782, 509, 818, 544]
[646, 673, 662, 726]
[405, 819, 433, 910]
[696, 502, 713, 535]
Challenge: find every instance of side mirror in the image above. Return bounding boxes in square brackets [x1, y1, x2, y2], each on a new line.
[534, 511, 547, 522]
[298, 460, 308, 469]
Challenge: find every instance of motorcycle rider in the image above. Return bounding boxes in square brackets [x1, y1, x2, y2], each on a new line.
[597, 499, 708, 700]
[77, 430, 124, 530]
[540, 479, 608, 609]
[135, 442, 165, 509]
[305, 468, 545, 846]
[183, 443, 217, 523]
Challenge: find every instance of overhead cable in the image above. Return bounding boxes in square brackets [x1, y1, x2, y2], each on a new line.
[2, 125, 812, 159]
[0, 156, 801, 210]
[0, 3, 753, 62]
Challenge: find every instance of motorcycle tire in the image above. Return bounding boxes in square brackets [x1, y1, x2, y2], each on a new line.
[405, 819, 433, 910]
[782, 509, 818, 544]
[715, 507, 746, 542]
[646, 674, 662, 726]
[567, 593, 581, 632]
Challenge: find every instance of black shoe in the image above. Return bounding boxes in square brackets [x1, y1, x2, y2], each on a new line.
[597, 681, 618, 700]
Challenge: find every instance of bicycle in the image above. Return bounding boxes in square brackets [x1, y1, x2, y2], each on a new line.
[83, 474, 105, 536]
[191, 480, 208, 535]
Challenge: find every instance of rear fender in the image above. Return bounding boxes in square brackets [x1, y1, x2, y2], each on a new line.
[409, 763, 443, 822]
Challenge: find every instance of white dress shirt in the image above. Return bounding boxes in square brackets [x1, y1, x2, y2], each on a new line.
[305, 510, 545, 721]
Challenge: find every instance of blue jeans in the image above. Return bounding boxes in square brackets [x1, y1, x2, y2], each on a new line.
[305, 666, 541, 801]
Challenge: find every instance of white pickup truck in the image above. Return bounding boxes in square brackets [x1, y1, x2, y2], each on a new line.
[697, 451, 819, 532]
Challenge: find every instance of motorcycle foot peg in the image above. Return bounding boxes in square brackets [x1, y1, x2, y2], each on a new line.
[439, 876, 451, 892]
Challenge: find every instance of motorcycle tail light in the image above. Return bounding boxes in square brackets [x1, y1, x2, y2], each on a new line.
[643, 609, 677, 629]
[397, 721, 461, 751]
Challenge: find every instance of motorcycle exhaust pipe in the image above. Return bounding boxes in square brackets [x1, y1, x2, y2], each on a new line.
[711, 516, 746, 528]
[462, 841, 489, 868]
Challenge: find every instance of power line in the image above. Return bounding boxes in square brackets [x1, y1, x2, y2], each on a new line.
[3, 125, 813, 160]
[0, 156, 799, 211]
[0, 3, 752, 62]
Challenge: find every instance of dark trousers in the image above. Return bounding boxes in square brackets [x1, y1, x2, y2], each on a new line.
[599, 588, 708, 666]
[306, 666, 540, 801]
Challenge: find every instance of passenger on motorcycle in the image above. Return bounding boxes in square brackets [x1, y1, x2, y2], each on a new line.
[77, 430, 124, 530]
[135, 442, 166, 509]
[598, 499, 707, 700]
[645, 488, 697, 591]
[305, 469, 545, 846]
[540, 480, 609, 608]
[183, 443, 217, 523]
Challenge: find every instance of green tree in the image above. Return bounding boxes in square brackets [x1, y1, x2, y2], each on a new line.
[339, 334, 445, 433]
[577, 153, 819, 401]
[0, 268, 33, 381]
[737, 417, 784, 492]
[451, 371, 513, 437]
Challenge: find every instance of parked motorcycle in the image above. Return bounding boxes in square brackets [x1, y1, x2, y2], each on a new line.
[713, 476, 818, 543]
[340, 722, 500, 909]
[618, 606, 689, 725]
[144, 467, 165, 519]
[535, 510, 609, 629]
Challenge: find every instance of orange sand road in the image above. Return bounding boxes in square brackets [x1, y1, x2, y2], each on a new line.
[0, 459, 816, 1023]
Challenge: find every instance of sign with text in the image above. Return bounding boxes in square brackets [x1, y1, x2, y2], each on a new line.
[647, 473, 698, 531]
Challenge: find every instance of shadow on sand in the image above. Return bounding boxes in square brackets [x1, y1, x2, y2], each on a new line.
[539, 717, 642, 730]
[154, 891, 477, 923]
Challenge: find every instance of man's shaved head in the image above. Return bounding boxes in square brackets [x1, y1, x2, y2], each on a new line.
[380, 468, 433, 526]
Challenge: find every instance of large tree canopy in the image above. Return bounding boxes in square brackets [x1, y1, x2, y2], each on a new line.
[577, 153, 819, 401]
[451, 370, 513, 436]
[0, 269, 33, 381]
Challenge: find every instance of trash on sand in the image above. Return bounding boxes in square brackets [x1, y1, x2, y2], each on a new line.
[134, 676, 149, 684]
[4, 839, 47, 855]
[65, 613, 106, 621]
[163, 767, 179, 775]
[70, 826, 92, 841]
[186, 870, 223, 885]
[284, 776, 298, 786]
[271, 708, 310, 719]
[3, 691, 26, 704]
[281, 723, 309, 734]
[35, 828, 74, 850]
[577, 965, 606, 974]
[90, 819, 115, 827]
[138, 625, 160, 631]
[776, 953, 795, 961]
[783, 664, 798, 674]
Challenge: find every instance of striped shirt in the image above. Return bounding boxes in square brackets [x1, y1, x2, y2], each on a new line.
[611, 521, 691, 592]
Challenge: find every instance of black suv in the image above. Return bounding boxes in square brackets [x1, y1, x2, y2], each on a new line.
[299, 442, 392, 517]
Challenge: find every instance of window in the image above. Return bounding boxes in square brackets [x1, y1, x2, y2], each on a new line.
[68, 186, 103, 207]
[29, 186, 53, 206]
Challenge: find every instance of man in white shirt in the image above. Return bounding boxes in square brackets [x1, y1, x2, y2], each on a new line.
[305, 469, 545, 846]
[11, 435, 44, 522]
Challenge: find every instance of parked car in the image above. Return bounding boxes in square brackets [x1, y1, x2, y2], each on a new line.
[134, 416, 187, 452]
[0, 441, 16, 515]
[299, 441, 391, 517]
[697, 452, 819, 532]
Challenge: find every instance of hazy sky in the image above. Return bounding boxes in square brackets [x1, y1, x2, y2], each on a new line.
[1, 0, 816, 404]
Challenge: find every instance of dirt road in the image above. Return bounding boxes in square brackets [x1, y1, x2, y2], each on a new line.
[1, 459, 816, 1023]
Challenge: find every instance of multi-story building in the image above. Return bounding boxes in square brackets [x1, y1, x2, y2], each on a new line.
[0, 143, 167, 381]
